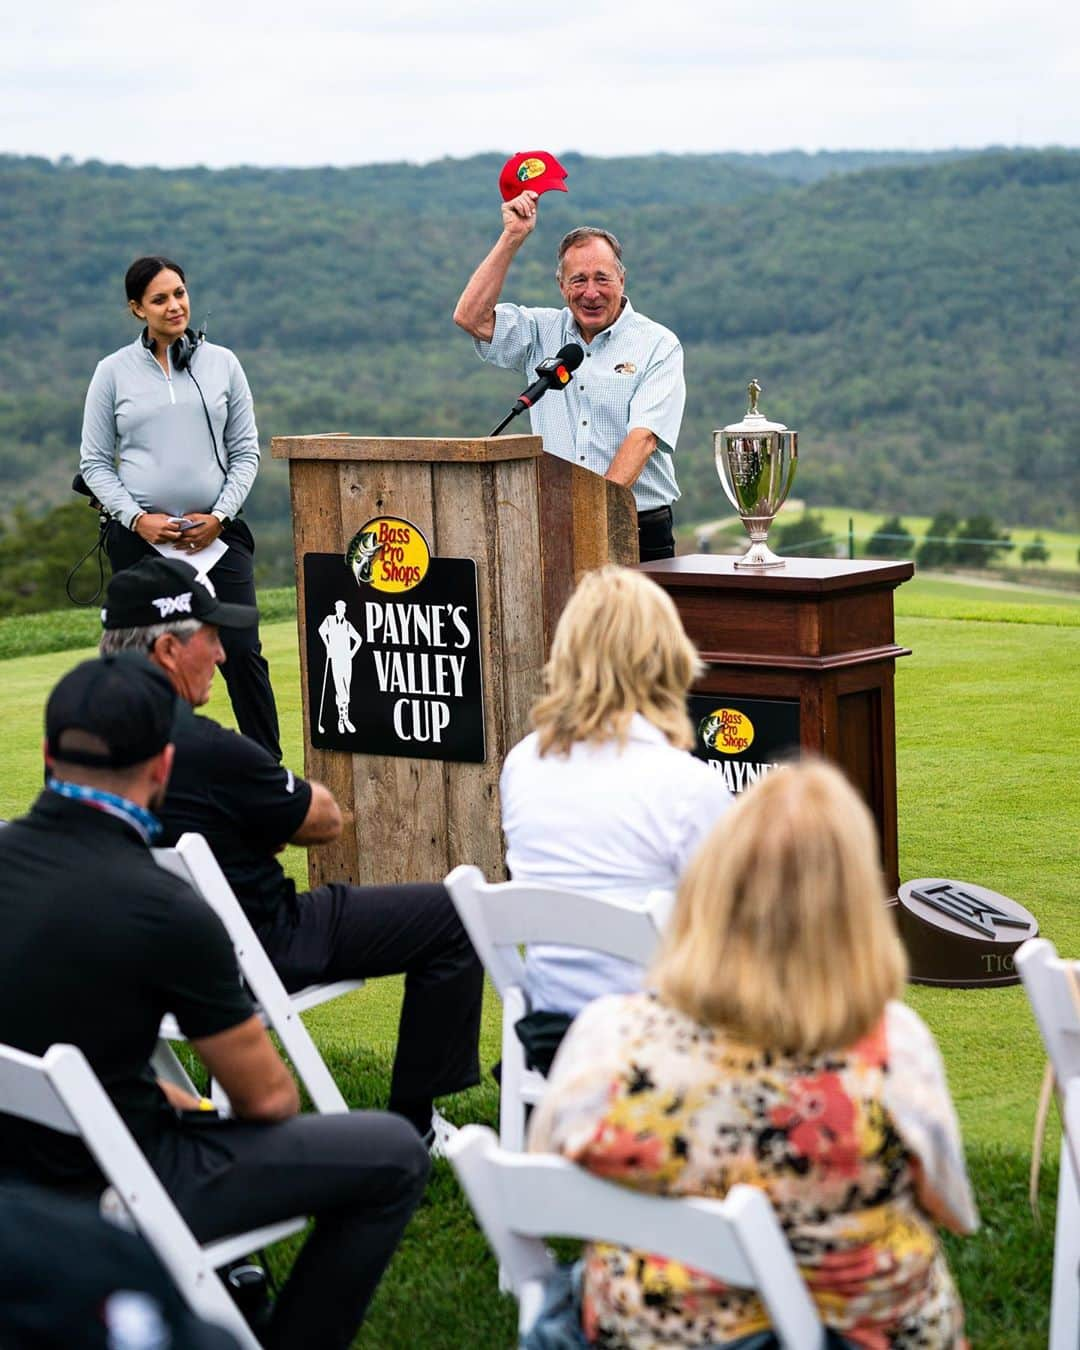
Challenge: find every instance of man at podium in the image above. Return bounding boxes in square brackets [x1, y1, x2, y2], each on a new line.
[454, 190, 685, 561]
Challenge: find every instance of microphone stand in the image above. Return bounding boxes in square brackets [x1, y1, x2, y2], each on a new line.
[489, 406, 525, 437]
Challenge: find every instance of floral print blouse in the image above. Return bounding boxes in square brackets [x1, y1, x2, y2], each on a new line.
[528, 993, 978, 1349]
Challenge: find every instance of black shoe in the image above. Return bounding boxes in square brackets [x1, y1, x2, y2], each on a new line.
[224, 1260, 273, 1333]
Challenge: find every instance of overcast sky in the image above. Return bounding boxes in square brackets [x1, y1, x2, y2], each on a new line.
[5, 0, 1078, 169]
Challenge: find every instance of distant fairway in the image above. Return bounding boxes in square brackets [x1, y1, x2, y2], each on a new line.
[2, 573, 1076, 1348]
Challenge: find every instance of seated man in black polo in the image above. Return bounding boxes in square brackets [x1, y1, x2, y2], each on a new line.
[0, 654, 429, 1350]
[98, 557, 483, 1146]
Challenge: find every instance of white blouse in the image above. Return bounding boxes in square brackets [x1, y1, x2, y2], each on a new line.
[500, 715, 732, 1015]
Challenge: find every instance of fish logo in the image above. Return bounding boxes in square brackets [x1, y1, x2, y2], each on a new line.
[346, 517, 430, 594]
[517, 157, 547, 182]
[699, 708, 755, 755]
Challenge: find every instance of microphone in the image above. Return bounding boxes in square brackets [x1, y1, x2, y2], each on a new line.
[489, 343, 585, 436]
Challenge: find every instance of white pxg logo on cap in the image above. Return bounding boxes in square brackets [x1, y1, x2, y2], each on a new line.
[102, 558, 258, 632]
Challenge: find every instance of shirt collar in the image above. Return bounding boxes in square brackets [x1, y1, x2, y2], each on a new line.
[46, 778, 163, 845]
[626, 713, 674, 746]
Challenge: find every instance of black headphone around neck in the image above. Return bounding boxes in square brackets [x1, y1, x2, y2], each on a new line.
[139, 325, 227, 478]
[140, 325, 204, 371]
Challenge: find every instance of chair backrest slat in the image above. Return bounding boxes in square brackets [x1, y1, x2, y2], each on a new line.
[445, 865, 668, 1000]
[153, 834, 349, 1114]
[1017, 939, 1080, 1085]
[448, 1125, 823, 1350]
[0, 1043, 80, 1135]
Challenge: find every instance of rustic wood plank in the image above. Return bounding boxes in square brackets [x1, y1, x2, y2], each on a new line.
[272, 435, 543, 464]
[569, 465, 609, 578]
[605, 480, 639, 565]
[432, 461, 505, 882]
[536, 454, 577, 652]
[287, 460, 360, 890]
[336, 460, 450, 885]
[494, 457, 546, 756]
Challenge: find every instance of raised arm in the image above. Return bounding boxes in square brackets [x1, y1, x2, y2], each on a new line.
[453, 191, 539, 341]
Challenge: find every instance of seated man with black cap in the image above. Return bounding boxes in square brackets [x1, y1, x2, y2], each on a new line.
[99, 557, 483, 1148]
[0, 653, 429, 1350]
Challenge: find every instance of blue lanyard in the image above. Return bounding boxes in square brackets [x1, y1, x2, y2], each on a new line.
[47, 778, 162, 845]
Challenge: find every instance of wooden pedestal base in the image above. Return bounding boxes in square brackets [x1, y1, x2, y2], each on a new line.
[641, 555, 914, 894]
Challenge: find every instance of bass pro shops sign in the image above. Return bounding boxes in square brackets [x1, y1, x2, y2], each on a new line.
[304, 517, 485, 764]
[688, 693, 800, 793]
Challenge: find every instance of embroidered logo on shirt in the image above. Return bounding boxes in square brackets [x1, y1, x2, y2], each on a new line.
[614, 362, 637, 374]
[151, 592, 193, 617]
[284, 769, 295, 793]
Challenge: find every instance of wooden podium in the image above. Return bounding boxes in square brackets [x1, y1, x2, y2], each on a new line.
[640, 555, 914, 894]
[271, 433, 637, 887]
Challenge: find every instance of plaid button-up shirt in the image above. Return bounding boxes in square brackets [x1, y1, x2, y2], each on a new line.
[475, 298, 684, 512]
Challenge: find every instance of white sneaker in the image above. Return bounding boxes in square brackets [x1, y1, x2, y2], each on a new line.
[426, 1108, 460, 1159]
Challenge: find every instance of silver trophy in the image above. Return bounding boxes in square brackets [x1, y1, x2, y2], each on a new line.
[714, 380, 798, 568]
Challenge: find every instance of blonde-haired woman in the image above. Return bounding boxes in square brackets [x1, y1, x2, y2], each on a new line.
[500, 565, 731, 1061]
[530, 761, 977, 1349]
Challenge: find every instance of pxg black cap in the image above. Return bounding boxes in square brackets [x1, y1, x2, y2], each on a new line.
[102, 558, 258, 631]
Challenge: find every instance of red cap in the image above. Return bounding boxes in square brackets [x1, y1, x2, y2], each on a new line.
[499, 151, 569, 203]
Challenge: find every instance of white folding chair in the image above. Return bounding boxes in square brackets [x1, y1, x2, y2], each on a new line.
[0, 1040, 304, 1350]
[444, 864, 672, 1153]
[152, 833, 361, 1115]
[1016, 937, 1080, 1350]
[447, 1124, 824, 1349]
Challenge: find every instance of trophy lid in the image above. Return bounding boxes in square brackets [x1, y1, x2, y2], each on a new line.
[720, 379, 788, 435]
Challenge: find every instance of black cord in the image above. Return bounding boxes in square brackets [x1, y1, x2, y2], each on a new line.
[65, 511, 110, 606]
[185, 367, 229, 479]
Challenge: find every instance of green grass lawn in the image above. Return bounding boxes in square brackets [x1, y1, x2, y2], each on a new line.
[1, 574, 1076, 1347]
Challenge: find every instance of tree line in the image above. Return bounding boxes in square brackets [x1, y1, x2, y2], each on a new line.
[0, 146, 1076, 601]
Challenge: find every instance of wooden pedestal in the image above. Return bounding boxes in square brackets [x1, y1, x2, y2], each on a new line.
[641, 555, 914, 894]
[271, 434, 636, 887]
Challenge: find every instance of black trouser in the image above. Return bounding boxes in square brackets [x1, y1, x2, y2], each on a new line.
[105, 520, 281, 761]
[256, 883, 483, 1126]
[149, 1111, 429, 1350]
[637, 504, 675, 561]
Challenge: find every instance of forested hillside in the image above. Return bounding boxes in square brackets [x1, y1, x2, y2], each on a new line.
[1, 146, 1076, 583]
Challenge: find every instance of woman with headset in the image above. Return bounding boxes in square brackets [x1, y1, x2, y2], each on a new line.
[80, 256, 280, 760]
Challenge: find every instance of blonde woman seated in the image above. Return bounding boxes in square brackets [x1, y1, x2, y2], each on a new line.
[529, 761, 977, 1350]
[500, 565, 731, 1066]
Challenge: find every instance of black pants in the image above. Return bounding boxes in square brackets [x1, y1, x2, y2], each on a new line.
[256, 883, 483, 1123]
[106, 520, 281, 761]
[150, 1111, 429, 1350]
[637, 504, 675, 561]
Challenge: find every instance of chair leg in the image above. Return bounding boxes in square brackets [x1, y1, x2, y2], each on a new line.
[1050, 1136, 1080, 1350]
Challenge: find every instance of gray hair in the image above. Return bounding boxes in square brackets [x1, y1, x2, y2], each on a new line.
[556, 227, 625, 283]
[99, 618, 201, 657]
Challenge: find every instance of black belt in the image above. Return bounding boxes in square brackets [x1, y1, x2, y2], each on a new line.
[636, 505, 672, 523]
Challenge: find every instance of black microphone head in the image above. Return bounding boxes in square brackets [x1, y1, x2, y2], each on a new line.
[556, 342, 585, 373]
